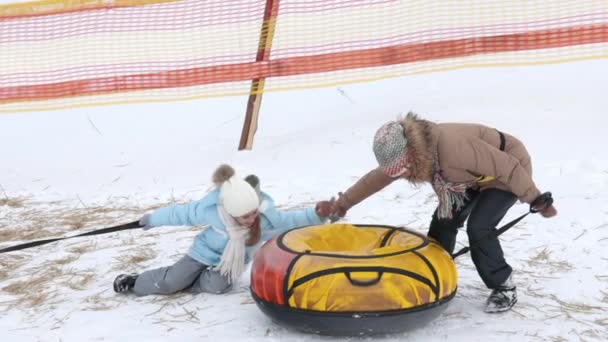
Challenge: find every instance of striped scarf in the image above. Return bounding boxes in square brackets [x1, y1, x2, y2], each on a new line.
[431, 155, 472, 219]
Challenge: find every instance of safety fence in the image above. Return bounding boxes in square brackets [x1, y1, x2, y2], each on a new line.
[1, 0, 607, 116]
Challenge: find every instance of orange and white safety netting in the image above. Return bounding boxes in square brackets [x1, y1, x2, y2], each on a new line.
[1, 0, 607, 112]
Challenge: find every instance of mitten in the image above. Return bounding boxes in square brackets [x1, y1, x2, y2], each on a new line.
[139, 213, 153, 230]
[315, 201, 333, 218]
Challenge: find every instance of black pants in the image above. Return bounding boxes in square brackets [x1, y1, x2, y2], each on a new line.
[428, 188, 517, 289]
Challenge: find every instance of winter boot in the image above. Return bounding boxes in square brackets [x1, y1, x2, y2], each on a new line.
[113, 273, 139, 293]
[485, 273, 517, 313]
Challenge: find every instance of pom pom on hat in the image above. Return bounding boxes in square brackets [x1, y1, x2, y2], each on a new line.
[212, 164, 260, 217]
[212, 164, 236, 185]
[372, 121, 409, 178]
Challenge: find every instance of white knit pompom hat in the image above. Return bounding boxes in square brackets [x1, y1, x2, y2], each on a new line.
[213, 164, 260, 217]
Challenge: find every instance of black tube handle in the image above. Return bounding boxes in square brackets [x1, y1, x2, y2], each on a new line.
[345, 271, 383, 287]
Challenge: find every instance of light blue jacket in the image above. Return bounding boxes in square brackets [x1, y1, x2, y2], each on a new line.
[148, 189, 325, 266]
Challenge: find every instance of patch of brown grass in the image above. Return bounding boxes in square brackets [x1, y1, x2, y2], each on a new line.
[128, 252, 155, 264]
[146, 301, 202, 325]
[1, 201, 145, 243]
[0, 254, 29, 281]
[82, 298, 117, 311]
[0, 197, 26, 208]
[2, 263, 99, 307]
[546, 294, 604, 313]
[526, 248, 573, 272]
[529, 248, 552, 262]
[63, 272, 95, 291]
[1, 226, 56, 243]
[2, 266, 64, 308]
[112, 248, 157, 272]
[57, 206, 119, 231]
[0, 196, 203, 311]
[0, 195, 185, 247]
[599, 290, 608, 304]
[2, 281, 23, 295]
[61, 214, 87, 230]
[579, 329, 605, 340]
[20, 290, 53, 307]
[66, 241, 97, 255]
[595, 317, 608, 327]
[53, 253, 81, 266]
[81, 290, 127, 312]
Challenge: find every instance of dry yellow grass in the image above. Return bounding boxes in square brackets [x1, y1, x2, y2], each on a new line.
[63, 272, 95, 291]
[112, 248, 157, 272]
[1, 207, 138, 244]
[0, 254, 29, 282]
[601, 290, 608, 304]
[595, 318, 608, 327]
[0, 197, 26, 208]
[81, 289, 130, 312]
[18, 290, 53, 307]
[546, 294, 604, 314]
[526, 248, 573, 272]
[2, 281, 23, 294]
[1, 195, 181, 245]
[2, 226, 56, 243]
[0, 192, 28, 208]
[128, 251, 156, 265]
[0, 195, 193, 309]
[82, 298, 118, 311]
[66, 242, 97, 255]
[1, 265, 64, 308]
[52, 254, 81, 266]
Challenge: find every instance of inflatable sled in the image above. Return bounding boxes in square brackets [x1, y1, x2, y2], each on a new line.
[250, 224, 457, 336]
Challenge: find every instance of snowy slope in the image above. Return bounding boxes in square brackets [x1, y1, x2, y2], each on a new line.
[1, 59, 607, 341]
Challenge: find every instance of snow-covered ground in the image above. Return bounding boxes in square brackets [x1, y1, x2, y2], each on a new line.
[1, 59, 607, 341]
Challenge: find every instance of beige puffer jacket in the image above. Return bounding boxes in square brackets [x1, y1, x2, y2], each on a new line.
[337, 113, 541, 212]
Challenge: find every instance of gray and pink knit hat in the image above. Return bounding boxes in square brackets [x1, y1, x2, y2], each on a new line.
[373, 121, 409, 178]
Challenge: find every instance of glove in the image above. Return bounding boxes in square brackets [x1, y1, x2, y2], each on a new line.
[538, 204, 557, 218]
[315, 200, 333, 218]
[139, 213, 153, 230]
[328, 192, 350, 222]
[530, 192, 557, 218]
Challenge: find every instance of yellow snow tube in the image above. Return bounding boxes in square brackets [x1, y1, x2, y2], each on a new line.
[251, 224, 458, 336]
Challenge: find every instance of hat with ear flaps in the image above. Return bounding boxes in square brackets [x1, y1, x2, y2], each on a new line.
[213, 164, 260, 217]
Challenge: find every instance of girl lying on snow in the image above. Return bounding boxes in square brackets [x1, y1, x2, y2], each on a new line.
[113, 164, 333, 296]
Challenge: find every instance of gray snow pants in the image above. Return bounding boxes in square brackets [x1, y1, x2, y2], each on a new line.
[133, 255, 232, 296]
[427, 188, 517, 289]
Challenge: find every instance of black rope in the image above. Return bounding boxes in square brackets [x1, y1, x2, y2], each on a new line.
[451, 192, 553, 259]
[451, 212, 530, 259]
[0, 220, 142, 254]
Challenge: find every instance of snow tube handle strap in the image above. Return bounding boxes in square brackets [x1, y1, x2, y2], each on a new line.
[345, 271, 383, 287]
[530, 192, 553, 213]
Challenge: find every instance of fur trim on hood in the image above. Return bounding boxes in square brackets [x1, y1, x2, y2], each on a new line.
[397, 112, 436, 184]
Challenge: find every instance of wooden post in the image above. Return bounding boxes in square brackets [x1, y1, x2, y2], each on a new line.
[238, 0, 280, 150]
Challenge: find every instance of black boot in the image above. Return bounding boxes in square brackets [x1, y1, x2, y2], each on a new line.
[113, 273, 139, 293]
[485, 274, 517, 313]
